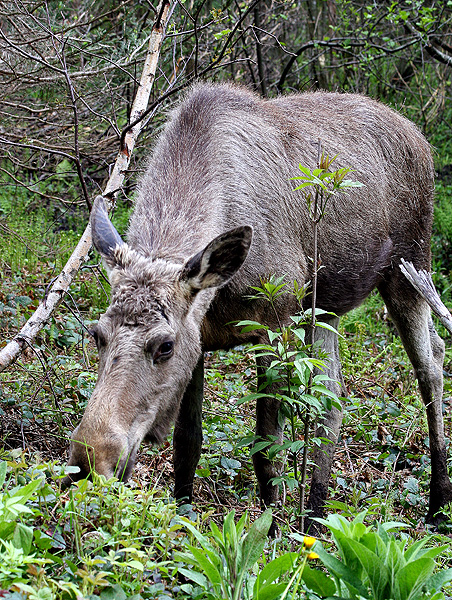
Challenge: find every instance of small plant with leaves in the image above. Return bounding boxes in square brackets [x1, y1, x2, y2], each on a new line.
[294, 511, 452, 599]
[237, 277, 341, 528]
[175, 509, 324, 600]
[236, 149, 363, 529]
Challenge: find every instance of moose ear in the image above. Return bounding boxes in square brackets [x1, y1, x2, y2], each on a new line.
[90, 196, 124, 274]
[180, 226, 253, 292]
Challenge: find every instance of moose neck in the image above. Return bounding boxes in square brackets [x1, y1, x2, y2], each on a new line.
[127, 101, 225, 266]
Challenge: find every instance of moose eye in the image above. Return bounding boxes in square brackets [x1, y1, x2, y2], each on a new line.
[159, 341, 174, 356]
[146, 339, 174, 363]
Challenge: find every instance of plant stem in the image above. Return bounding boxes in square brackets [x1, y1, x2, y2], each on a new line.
[300, 139, 322, 532]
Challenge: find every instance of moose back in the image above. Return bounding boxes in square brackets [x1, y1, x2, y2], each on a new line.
[65, 83, 452, 525]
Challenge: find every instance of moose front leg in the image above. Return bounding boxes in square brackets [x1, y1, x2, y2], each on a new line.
[253, 355, 284, 510]
[173, 355, 204, 502]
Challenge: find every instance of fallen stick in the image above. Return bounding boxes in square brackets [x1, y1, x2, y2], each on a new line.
[0, 0, 172, 372]
[399, 257, 452, 335]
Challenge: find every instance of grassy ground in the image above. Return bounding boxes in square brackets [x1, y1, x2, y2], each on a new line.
[1, 194, 452, 598]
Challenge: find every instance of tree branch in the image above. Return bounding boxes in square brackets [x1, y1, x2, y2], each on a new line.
[0, 0, 174, 372]
[399, 259, 452, 335]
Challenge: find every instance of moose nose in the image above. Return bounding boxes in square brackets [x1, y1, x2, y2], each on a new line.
[63, 427, 135, 487]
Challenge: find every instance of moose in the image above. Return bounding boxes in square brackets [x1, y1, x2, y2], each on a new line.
[65, 82, 452, 527]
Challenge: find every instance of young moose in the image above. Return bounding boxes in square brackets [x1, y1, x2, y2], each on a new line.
[65, 83, 452, 525]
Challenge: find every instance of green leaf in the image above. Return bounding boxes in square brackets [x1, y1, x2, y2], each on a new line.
[195, 467, 211, 477]
[315, 321, 342, 335]
[188, 546, 223, 587]
[268, 330, 281, 343]
[236, 393, 271, 406]
[238, 320, 269, 333]
[0, 521, 15, 541]
[343, 537, 391, 599]
[426, 567, 452, 592]
[12, 523, 33, 554]
[178, 567, 209, 589]
[298, 164, 312, 175]
[255, 582, 288, 600]
[249, 441, 273, 456]
[394, 558, 435, 600]
[257, 552, 299, 588]
[176, 517, 215, 550]
[301, 563, 337, 596]
[315, 543, 370, 598]
[221, 457, 241, 472]
[241, 510, 272, 572]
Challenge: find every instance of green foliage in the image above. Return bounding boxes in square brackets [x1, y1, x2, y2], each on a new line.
[176, 510, 274, 600]
[432, 179, 452, 300]
[175, 512, 329, 600]
[291, 153, 363, 223]
[297, 511, 452, 600]
[0, 454, 186, 598]
[237, 275, 341, 524]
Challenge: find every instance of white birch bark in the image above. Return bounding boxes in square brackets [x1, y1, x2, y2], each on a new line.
[400, 258, 452, 334]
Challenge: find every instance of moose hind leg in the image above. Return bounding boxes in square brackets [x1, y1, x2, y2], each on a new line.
[380, 287, 452, 522]
[173, 355, 204, 502]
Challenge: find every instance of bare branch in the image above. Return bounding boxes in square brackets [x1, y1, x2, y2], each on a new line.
[400, 259, 452, 335]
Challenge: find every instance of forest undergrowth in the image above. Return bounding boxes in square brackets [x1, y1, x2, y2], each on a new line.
[1, 187, 452, 598]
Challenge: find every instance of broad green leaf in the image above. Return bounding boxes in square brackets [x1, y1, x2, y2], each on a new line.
[297, 164, 311, 175]
[237, 320, 267, 327]
[127, 560, 144, 571]
[343, 537, 391, 600]
[0, 521, 15, 540]
[426, 567, 452, 592]
[425, 569, 452, 590]
[249, 441, 273, 456]
[301, 563, 337, 596]
[268, 330, 280, 343]
[236, 393, 272, 406]
[12, 523, 33, 554]
[256, 552, 299, 588]
[315, 543, 370, 598]
[394, 558, 435, 600]
[178, 567, 209, 590]
[10, 477, 42, 506]
[404, 539, 448, 562]
[255, 582, 288, 600]
[241, 510, 272, 572]
[403, 538, 428, 561]
[311, 385, 340, 399]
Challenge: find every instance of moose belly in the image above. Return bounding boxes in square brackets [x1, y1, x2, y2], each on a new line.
[314, 237, 394, 315]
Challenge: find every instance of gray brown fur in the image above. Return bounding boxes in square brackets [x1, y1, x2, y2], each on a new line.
[65, 83, 452, 527]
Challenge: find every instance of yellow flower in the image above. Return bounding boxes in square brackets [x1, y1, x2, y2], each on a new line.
[303, 535, 316, 549]
[307, 551, 319, 560]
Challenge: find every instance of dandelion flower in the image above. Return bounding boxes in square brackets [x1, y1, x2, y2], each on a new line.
[303, 535, 316, 549]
